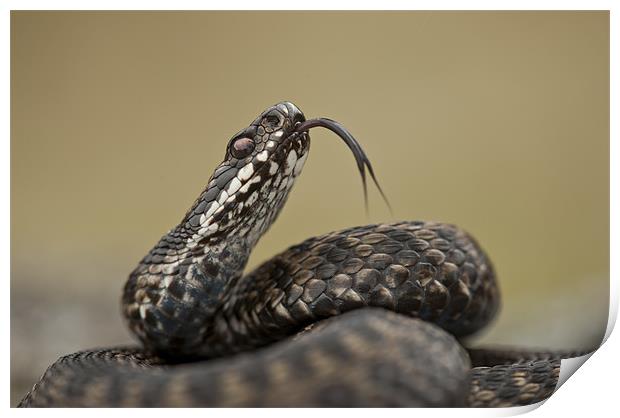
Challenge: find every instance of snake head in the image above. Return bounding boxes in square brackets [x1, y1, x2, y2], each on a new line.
[227, 102, 307, 161]
[182, 101, 311, 250]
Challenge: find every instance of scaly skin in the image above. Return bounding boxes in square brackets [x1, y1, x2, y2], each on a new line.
[19, 310, 472, 407]
[19, 102, 586, 407]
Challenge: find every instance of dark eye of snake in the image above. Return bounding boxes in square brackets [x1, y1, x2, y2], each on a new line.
[230, 137, 255, 159]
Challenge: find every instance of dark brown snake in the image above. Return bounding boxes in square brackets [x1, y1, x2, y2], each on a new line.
[19, 102, 588, 407]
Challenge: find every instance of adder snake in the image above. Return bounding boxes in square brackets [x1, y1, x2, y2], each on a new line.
[19, 102, 584, 407]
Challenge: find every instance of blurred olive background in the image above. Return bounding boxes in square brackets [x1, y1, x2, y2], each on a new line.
[11, 11, 609, 405]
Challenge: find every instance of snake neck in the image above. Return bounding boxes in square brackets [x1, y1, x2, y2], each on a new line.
[121, 168, 293, 359]
[121, 229, 248, 357]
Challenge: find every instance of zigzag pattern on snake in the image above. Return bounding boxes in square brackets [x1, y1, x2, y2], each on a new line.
[19, 102, 588, 407]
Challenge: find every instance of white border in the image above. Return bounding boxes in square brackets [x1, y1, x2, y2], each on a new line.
[3, 2, 616, 417]
[0, 1, 617, 10]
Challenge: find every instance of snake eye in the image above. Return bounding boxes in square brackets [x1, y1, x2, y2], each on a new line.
[230, 137, 255, 159]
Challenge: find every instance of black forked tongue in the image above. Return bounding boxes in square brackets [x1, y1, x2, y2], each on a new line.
[295, 118, 392, 213]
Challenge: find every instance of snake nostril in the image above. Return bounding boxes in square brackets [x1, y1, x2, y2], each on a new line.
[294, 112, 306, 125]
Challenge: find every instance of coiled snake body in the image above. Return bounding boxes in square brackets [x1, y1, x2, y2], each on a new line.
[20, 102, 580, 407]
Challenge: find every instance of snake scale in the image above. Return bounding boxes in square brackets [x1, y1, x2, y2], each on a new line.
[19, 101, 585, 407]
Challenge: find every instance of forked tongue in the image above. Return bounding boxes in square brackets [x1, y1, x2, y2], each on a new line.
[295, 118, 392, 213]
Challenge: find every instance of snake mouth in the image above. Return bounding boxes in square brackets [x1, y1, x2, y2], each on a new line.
[295, 118, 391, 211]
